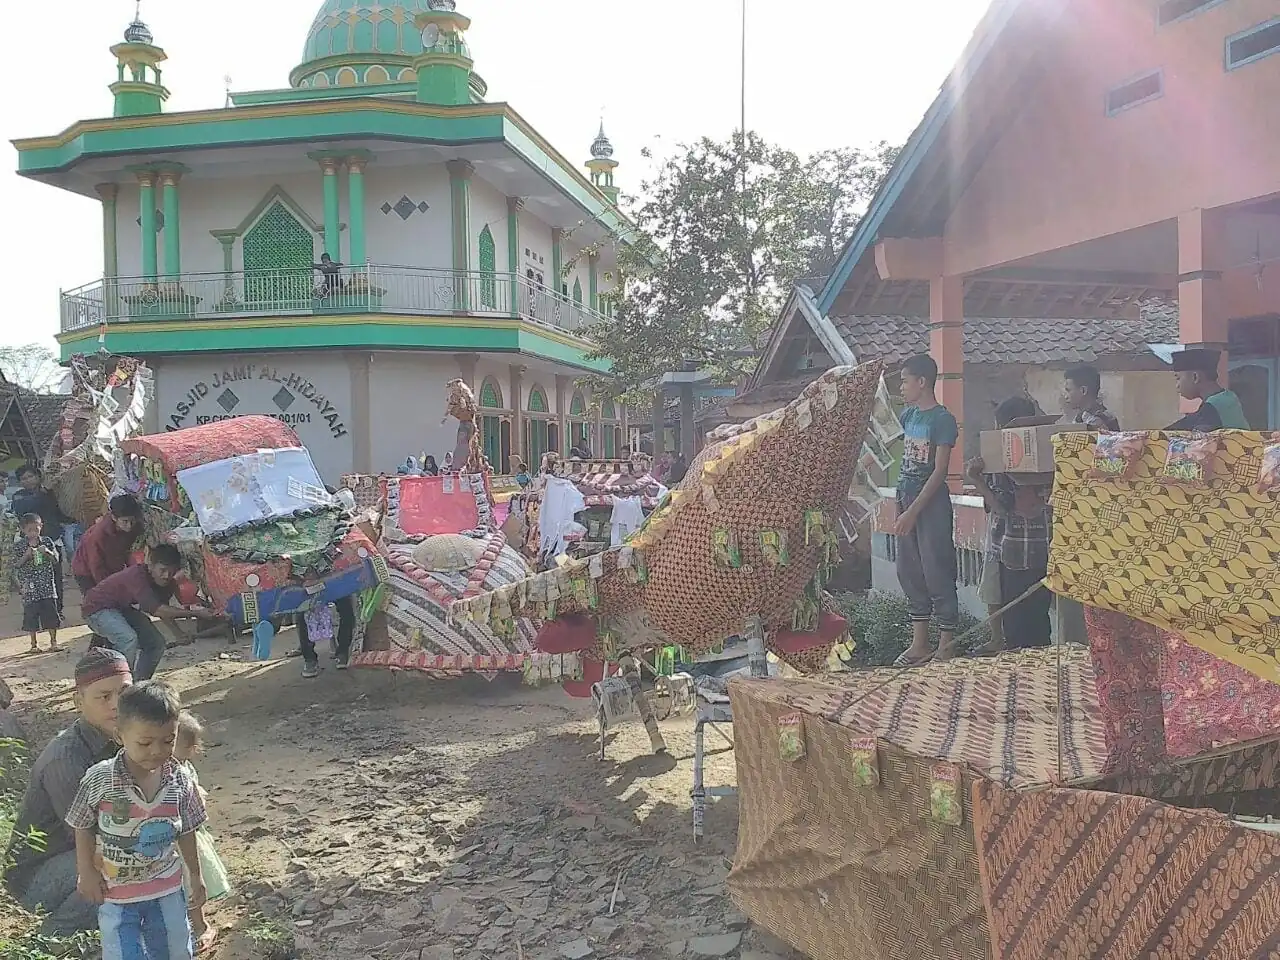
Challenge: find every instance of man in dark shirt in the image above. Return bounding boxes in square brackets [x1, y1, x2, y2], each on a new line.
[1061, 364, 1121, 431]
[4, 648, 131, 936]
[10, 464, 68, 612]
[1166, 348, 1250, 431]
[81, 544, 215, 680]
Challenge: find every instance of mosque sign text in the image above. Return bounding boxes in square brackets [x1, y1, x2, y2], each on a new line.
[165, 363, 349, 439]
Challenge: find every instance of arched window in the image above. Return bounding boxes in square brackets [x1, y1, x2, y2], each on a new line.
[478, 225, 497, 309]
[572, 277, 582, 304]
[478, 378, 503, 469]
[568, 391, 590, 454]
[525, 385, 551, 464]
[600, 398, 618, 456]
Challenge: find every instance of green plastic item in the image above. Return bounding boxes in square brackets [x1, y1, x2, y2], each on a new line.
[359, 584, 386, 624]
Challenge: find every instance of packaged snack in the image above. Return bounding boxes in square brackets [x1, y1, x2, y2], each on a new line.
[1089, 432, 1147, 480]
[778, 713, 807, 761]
[712, 528, 742, 568]
[760, 530, 789, 567]
[929, 764, 963, 825]
[1260, 442, 1280, 493]
[850, 737, 880, 787]
[1160, 435, 1219, 485]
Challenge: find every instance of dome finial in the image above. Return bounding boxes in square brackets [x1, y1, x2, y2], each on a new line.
[590, 118, 614, 160]
[124, 0, 154, 44]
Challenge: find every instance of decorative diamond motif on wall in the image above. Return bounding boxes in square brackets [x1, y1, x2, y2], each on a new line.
[135, 210, 166, 230]
[381, 196, 430, 220]
[216, 389, 240, 413]
[273, 387, 296, 412]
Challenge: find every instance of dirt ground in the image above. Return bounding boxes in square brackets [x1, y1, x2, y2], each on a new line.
[1, 587, 800, 960]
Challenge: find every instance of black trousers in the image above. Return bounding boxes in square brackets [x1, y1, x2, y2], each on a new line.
[999, 563, 1052, 649]
[297, 595, 356, 665]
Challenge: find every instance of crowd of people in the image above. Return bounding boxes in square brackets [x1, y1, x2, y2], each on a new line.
[888, 348, 1246, 666]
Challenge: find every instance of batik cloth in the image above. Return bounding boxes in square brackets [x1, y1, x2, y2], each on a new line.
[1047, 429, 1280, 685]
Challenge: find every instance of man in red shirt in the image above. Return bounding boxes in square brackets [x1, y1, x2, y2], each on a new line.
[72, 494, 143, 593]
[81, 545, 216, 681]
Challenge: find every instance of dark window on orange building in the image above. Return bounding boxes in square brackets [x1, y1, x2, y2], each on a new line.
[1227, 18, 1280, 70]
[1156, 0, 1225, 28]
[1105, 71, 1163, 116]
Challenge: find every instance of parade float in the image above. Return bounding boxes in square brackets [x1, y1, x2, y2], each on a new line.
[114, 415, 384, 626]
[724, 426, 1280, 960]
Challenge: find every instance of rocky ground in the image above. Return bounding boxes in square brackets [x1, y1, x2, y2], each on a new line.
[0, 590, 800, 960]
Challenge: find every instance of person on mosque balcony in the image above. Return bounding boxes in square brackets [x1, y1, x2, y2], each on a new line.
[423, 455, 440, 477]
[313, 253, 345, 297]
[1165, 348, 1250, 431]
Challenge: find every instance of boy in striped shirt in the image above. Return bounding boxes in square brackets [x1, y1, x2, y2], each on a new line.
[65, 681, 207, 959]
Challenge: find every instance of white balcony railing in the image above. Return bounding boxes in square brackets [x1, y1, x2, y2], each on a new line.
[59, 265, 609, 338]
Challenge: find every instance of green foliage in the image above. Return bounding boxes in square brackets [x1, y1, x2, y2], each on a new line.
[832, 591, 985, 667]
[0, 738, 98, 960]
[583, 133, 900, 402]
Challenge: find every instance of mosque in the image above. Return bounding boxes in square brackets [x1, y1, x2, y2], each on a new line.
[15, 0, 632, 482]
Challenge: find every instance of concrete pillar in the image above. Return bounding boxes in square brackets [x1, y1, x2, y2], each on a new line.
[929, 275, 965, 489]
[506, 197, 523, 319]
[95, 184, 120, 318]
[347, 351, 373, 473]
[347, 156, 369, 266]
[680, 382, 696, 461]
[651, 391, 665, 454]
[1177, 208, 1229, 384]
[555, 374, 572, 456]
[447, 159, 474, 311]
[159, 170, 182, 282]
[319, 157, 342, 260]
[509, 364, 525, 465]
[137, 171, 158, 283]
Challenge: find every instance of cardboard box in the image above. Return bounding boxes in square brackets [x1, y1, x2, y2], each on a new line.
[979, 415, 1077, 474]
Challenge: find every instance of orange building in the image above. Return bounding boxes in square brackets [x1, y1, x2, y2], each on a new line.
[815, 0, 1280, 479]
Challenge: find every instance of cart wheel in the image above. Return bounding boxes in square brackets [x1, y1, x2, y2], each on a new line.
[651, 675, 674, 721]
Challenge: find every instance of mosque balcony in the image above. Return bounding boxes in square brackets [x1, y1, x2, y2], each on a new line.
[60, 265, 610, 339]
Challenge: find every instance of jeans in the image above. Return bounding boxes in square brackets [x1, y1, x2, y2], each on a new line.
[11, 850, 99, 937]
[297, 595, 355, 665]
[62, 524, 82, 561]
[99, 888, 193, 960]
[86, 608, 168, 681]
[895, 487, 960, 632]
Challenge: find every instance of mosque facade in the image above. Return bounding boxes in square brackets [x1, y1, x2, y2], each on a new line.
[16, 0, 631, 482]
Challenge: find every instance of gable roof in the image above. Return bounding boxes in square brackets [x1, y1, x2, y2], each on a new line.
[18, 393, 66, 454]
[817, 0, 1064, 315]
[832, 303, 1178, 368]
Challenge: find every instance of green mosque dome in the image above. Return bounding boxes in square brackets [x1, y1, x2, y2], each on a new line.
[290, 0, 481, 93]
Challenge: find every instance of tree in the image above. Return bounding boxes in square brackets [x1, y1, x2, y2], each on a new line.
[0, 344, 63, 394]
[582, 133, 899, 402]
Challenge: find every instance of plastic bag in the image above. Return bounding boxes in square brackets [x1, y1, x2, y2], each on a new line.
[1089, 432, 1147, 480]
[1160, 435, 1219, 485]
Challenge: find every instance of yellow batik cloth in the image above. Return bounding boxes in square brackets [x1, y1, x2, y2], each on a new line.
[1047, 429, 1280, 685]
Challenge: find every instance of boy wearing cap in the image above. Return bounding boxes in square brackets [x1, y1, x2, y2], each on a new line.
[4, 648, 132, 936]
[1167, 348, 1250, 430]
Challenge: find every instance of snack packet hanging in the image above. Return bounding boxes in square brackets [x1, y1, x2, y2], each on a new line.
[1160, 435, 1219, 485]
[1089, 431, 1147, 480]
[778, 713, 807, 761]
[1260, 442, 1280, 494]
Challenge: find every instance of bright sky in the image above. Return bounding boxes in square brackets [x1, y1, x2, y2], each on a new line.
[2, 0, 991, 352]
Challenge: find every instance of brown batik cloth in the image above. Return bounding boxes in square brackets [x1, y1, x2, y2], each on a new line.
[972, 779, 1280, 960]
[726, 679, 990, 960]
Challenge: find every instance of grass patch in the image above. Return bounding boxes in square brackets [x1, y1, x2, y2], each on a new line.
[831, 590, 986, 667]
[0, 737, 100, 959]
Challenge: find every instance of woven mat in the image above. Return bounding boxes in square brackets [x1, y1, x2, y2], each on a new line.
[780, 647, 1109, 788]
[1047, 429, 1280, 685]
[972, 778, 1280, 959]
[727, 678, 990, 960]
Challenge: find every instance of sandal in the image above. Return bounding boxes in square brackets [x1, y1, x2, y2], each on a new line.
[970, 640, 1004, 658]
[893, 649, 933, 668]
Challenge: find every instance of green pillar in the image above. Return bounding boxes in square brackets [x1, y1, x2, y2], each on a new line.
[320, 157, 341, 260]
[138, 172, 158, 282]
[160, 171, 181, 281]
[96, 183, 120, 318]
[551, 228, 564, 299]
[506, 196, 523, 319]
[447, 159, 473, 312]
[347, 157, 368, 266]
[588, 252, 599, 313]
